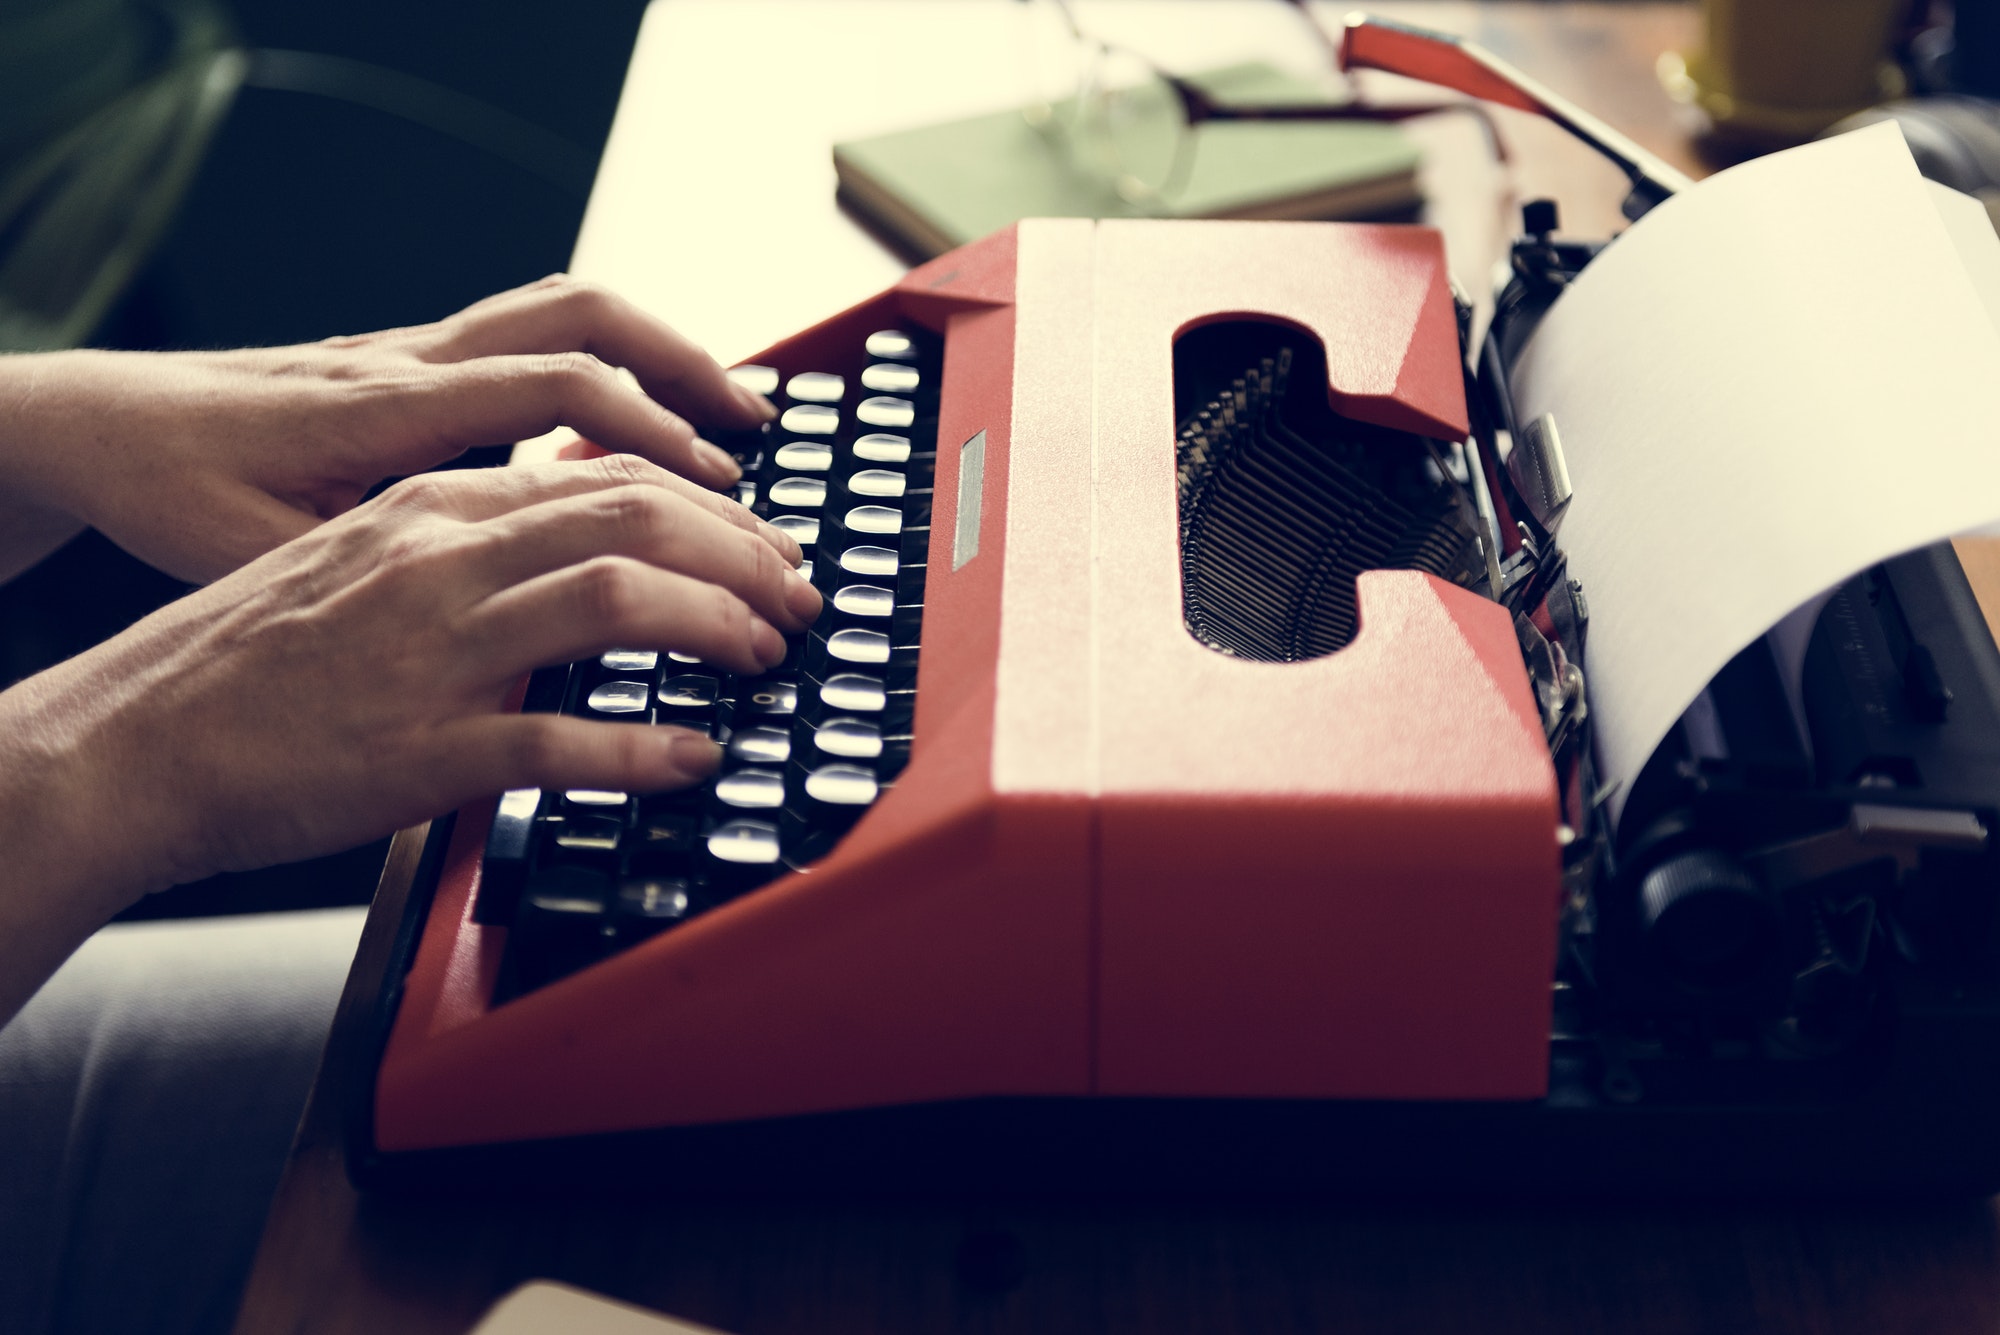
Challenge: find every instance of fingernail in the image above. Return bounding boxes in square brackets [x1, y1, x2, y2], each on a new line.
[750, 617, 788, 669]
[734, 383, 779, 421]
[783, 568, 823, 623]
[663, 727, 722, 776]
[694, 438, 741, 485]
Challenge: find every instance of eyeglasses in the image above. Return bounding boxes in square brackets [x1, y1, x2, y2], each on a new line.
[1017, 0, 1508, 212]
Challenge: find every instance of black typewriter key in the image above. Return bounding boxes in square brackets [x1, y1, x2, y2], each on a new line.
[715, 767, 787, 809]
[657, 674, 720, 710]
[839, 544, 899, 578]
[856, 396, 914, 429]
[780, 404, 839, 435]
[737, 679, 798, 722]
[630, 806, 701, 869]
[599, 649, 658, 674]
[854, 433, 911, 464]
[473, 788, 543, 925]
[812, 717, 883, 760]
[511, 864, 612, 991]
[707, 818, 782, 865]
[727, 364, 780, 397]
[729, 725, 792, 765]
[865, 329, 915, 360]
[584, 679, 652, 720]
[804, 763, 880, 808]
[846, 468, 907, 499]
[832, 584, 895, 618]
[819, 672, 887, 712]
[843, 504, 902, 536]
[774, 441, 833, 472]
[860, 362, 920, 393]
[553, 813, 624, 853]
[768, 477, 828, 509]
[785, 372, 845, 403]
[770, 514, 820, 548]
[612, 877, 698, 944]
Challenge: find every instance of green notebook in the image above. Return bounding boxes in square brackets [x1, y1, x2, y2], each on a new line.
[833, 62, 1421, 259]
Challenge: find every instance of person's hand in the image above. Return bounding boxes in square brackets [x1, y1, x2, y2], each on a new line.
[0, 454, 819, 915]
[0, 274, 774, 583]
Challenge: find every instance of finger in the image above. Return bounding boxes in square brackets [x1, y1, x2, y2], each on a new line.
[445, 715, 722, 797]
[469, 555, 790, 678]
[464, 482, 821, 632]
[414, 276, 776, 431]
[374, 455, 803, 566]
[402, 353, 744, 489]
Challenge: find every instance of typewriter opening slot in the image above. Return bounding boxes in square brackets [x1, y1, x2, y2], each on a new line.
[1171, 319, 1482, 662]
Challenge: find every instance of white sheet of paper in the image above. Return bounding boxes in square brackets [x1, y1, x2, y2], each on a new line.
[1511, 124, 2000, 821]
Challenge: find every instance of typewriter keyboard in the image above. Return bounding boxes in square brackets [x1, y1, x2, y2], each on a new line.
[476, 328, 940, 999]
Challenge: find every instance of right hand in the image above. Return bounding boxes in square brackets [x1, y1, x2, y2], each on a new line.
[0, 453, 821, 902]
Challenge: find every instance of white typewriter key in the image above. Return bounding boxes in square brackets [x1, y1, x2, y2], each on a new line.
[786, 371, 845, 403]
[600, 649, 658, 673]
[861, 362, 920, 393]
[728, 726, 792, 766]
[565, 789, 629, 806]
[798, 559, 814, 582]
[845, 505, 902, 535]
[773, 441, 833, 472]
[839, 544, 899, 577]
[820, 673, 887, 712]
[768, 476, 827, 509]
[856, 396, 915, 429]
[832, 584, 895, 617]
[770, 514, 820, 546]
[667, 650, 703, 665]
[815, 718, 883, 760]
[733, 480, 757, 508]
[853, 433, 911, 464]
[708, 819, 782, 864]
[780, 404, 840, 435]
[715, 768, 786, 809]
[865, 329, 915, 359]
[805, 764, 879, 806]
[657, 674, 719, 709]
[828, 628, 891, 664]
[726, 364, 779, 397]
[848, 468, 907, 499]
[586, 680, 651, 714]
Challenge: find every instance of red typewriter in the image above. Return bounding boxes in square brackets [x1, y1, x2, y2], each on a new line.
[351, 19, 2000, 1195]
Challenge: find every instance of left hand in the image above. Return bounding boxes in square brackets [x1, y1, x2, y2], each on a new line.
[0, 274, 774, 583]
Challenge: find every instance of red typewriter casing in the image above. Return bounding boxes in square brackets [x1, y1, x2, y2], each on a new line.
[365, 219, 1561, 1175]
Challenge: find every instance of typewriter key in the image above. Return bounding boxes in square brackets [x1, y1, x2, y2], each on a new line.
[861, 363, 920, 393]
[667, 650, 703, 665]
[738, 680, 798, 721]
[631, 809, 700, 864]
[600, 649, 658, 673]
[729, 725, 793, 765]
[774, 442, 833, 472]
[769, 477, 828, 509]
[828, 628, 891, 664]
[770, 514, 820, 546]
[844, 505, 902, 535]
[839, 544, 898, 577]
[853, 433, 911, 464]
[553, 815, 623, 852]
[786, 372, 845, 403]
[804, 763, 879, 806]
[847, 469, 907, 499]
[707, 819, 782, 864]
[832, 584, 894, 617]
[814, 718, 883, 760]
[856, 396, 914, 429]
[726, 364, 779, 396]
[819, 673, 886, 712]
[780, 404, 840, 435]
[585, 680, 651, 715]
[715, 768, 786, 809]
[564, 789, 629, 808]
[657, 675, 719, 709]
[864, 329, 914, 359]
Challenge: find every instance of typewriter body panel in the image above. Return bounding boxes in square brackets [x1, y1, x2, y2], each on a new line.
[366, 219, 1563, 1161]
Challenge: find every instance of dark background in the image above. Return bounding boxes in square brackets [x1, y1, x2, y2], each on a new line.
[0, 0, 647, 917]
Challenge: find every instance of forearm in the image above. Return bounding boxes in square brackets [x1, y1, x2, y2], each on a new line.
[0, 352, 89, 582]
